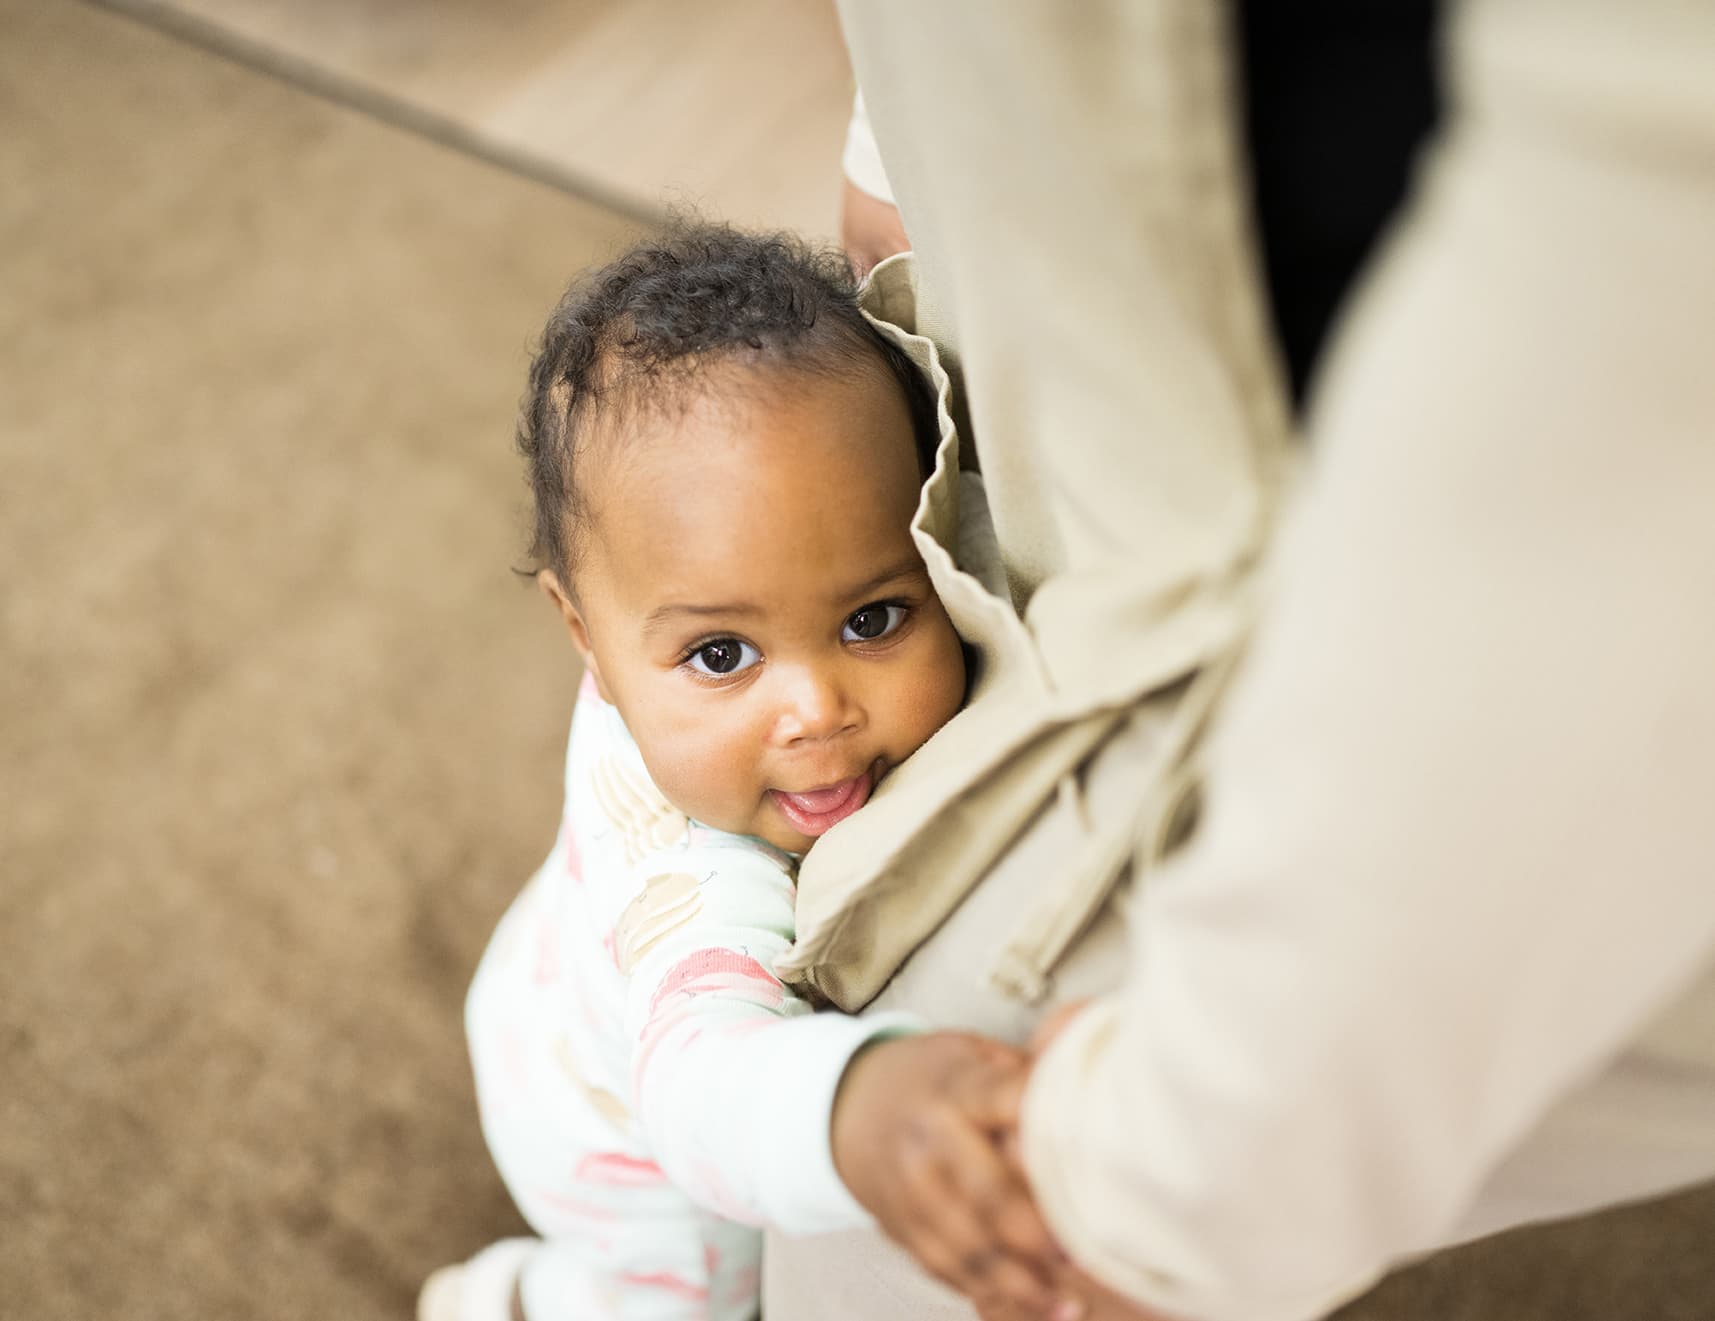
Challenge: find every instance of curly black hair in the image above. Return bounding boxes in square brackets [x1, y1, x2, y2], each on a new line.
[517, 221, 938, 581]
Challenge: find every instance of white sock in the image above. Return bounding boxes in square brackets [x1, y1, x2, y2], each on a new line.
[419, 1238, 537, 1321]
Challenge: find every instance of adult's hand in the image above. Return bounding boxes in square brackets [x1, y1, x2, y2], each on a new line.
[985, 1000, 1186, 1321]
[1030, 999, 1092, 1057]
[840, 178, 910, 278]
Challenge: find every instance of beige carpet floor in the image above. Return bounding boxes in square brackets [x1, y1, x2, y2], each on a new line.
[2, 2, 632, 1315]
[4, 3, 1712, 1320]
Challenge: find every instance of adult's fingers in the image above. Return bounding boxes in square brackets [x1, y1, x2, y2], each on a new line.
[1029, 999, 1093, 1056]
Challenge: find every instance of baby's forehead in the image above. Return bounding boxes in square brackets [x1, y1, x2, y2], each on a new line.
[582, 354, 906, 485]
[572, 358, 924, 582]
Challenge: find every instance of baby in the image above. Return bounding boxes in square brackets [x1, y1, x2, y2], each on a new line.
[421, 224, 1041, 1321]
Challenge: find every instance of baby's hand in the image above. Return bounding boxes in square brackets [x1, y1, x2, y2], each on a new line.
[831, 1032, 1082, 1321]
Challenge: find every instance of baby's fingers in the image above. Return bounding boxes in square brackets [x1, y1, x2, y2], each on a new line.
[967, 1061, 1030, 1135]
[935, 1119, 1077, 1316]
[941, 1116, 1064, 1272]
[910, 1178, 1061, 1319]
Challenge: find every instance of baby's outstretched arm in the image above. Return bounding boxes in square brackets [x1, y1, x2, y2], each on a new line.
[619, 846, 1083, 1319]
[620, 845, 916, 1234]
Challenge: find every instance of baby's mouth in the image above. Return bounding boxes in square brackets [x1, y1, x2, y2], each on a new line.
[772, 764, 880, 837]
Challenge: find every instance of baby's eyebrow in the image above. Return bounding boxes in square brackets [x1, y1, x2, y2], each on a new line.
[640, 559, 929, 636]
[642, 601, 760, 633]
[838, 558, 931, 602]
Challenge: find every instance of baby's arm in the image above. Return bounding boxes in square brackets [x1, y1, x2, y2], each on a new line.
[620, 845, 1073, 1318]
[619, 844, 910, 1234]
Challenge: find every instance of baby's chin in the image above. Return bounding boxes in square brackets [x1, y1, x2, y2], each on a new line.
[749, 818, 817, 858]
[686, 803, 813, 857]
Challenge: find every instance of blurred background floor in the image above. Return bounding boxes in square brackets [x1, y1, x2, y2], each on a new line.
[91, 0, 853, 236]
[4, 3, 1712, 1320]
[2, 1, 635, 1315]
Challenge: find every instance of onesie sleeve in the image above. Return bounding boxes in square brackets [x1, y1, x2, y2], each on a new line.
[618, 841, 919, 1234]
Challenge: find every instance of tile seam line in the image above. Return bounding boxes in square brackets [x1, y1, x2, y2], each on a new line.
[82, 0, 671, 231]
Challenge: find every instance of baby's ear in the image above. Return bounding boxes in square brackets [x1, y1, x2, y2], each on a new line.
[537, 570, 613, 702]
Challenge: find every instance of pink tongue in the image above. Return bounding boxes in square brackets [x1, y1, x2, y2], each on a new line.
[783, 779, 858, 814]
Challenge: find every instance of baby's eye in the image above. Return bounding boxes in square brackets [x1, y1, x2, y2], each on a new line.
[843, 603, 908, 643]
[686, 637, 760, 677]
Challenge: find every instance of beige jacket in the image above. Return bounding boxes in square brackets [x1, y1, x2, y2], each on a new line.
[779, 0, 1288, 1013]
[772, 2, 1715, 1319]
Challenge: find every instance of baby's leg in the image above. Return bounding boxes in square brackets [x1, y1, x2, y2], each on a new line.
[462, 873, 760, 1320]
[518, 1207, 759, 1321]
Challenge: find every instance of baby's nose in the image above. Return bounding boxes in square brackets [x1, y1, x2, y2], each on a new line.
[773, 667, 862, 744]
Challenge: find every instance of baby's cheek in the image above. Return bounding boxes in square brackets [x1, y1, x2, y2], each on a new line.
[921, 674, 965, 744]
[652, 735, 756, 833]
[909, 623, 968, 737]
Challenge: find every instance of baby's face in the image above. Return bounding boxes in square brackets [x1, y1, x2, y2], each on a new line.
[553, 365, 966, 854]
